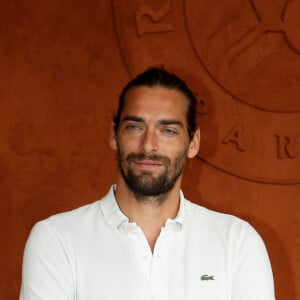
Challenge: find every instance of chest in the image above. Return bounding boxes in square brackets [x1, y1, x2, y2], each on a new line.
[73, 224, 231, 300]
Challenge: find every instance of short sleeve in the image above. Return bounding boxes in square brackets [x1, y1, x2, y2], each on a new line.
[19, 221, 75, 300]
[232, 222, 275, 300]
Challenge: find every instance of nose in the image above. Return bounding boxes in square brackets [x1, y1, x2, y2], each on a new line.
[139, 128, 158, 153]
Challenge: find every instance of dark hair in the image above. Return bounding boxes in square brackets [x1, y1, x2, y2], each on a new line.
[113, 67, 198, 139]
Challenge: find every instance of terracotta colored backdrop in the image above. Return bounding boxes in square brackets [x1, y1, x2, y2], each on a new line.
[1, 1, 299, 299]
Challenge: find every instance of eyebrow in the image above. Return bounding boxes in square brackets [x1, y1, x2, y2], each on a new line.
[159, 119, 184, 128]
[121, 115, 184, 128]
[121, 115, 144, 123]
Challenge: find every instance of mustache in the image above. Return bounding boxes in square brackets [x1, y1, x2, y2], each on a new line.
[126, 153, 170, 165]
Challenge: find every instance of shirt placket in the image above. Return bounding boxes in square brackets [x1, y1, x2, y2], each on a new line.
[125, 221, 177, 300]
[149, 226, 170, 300]
[125, 223, 152, 281]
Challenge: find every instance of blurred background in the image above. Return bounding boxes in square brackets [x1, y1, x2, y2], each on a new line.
[0, 1, 299, 299]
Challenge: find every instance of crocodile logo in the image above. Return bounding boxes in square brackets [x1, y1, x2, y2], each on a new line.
[201, 274, 215, 281]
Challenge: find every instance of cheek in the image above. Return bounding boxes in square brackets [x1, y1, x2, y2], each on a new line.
[119, 132, 142, 144]
[169, 148, 189, 167]
[117, 137, 137, 153]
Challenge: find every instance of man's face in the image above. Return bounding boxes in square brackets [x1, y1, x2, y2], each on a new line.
[112, 86, 199, 201]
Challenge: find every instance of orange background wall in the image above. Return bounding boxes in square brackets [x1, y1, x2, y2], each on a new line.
[1, 1, 299, 299]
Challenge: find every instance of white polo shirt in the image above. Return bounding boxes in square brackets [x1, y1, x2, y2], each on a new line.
[20, 185, 275, 300]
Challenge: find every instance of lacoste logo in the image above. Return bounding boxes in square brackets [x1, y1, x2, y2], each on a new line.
[201, 274, 215, 281]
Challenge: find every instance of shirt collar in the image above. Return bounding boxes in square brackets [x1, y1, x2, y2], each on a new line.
[100, 185, 129, 229]
[166, 190, 186, 227]
[100, 185, 190, 229]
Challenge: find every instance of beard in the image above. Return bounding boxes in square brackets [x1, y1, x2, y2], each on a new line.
[117, 149, 188, 204]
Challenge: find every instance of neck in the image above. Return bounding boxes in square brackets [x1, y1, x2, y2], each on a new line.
[114, 179, 181, 251]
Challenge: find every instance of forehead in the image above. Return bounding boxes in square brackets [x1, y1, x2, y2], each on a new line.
[122, 86, 188, 123]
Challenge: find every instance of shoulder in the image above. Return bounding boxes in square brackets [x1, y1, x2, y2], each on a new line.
[25, 200, 101, 252]
[185, 200, 272, 272]
[29, 187, 115, 243]
[43, 199, 102, 230]
[186, 200, 264, 246]
[187, 200, 248, 227]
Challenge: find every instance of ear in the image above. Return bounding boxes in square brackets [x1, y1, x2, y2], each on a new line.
[109, 123, 118, 150]
[187, 127, 200, 158]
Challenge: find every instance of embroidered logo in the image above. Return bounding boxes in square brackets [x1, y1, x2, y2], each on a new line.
[201, 274, 215, 281]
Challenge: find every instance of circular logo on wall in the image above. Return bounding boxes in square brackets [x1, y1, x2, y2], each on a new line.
[112, 0, 300, 184]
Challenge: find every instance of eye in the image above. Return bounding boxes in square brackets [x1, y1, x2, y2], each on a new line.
[161, 127, 178, 136]
[124, 123, 142, 132]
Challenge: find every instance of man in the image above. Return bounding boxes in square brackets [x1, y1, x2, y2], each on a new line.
[20, 67, 275, 299]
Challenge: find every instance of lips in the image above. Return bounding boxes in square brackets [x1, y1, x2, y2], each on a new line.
[134, 160, 163, 169]
[126, 153, 170, 170]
